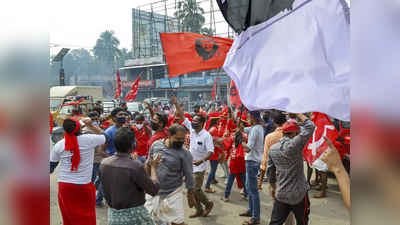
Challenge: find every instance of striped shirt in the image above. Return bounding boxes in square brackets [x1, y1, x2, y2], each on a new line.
[267, 119, 315, 205]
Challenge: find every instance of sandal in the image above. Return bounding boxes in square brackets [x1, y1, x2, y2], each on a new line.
[203, 201, 214, 216]
[220, 196, 229, 202]
[239, 211, 253, 217]
[211, 179, 219, 184]
[242, 219, 260, 225]
[314, 185, 329, 191]
[189, 210, 203, 218]
[242, 196, 249, 202]
[204, 188, 217, 193]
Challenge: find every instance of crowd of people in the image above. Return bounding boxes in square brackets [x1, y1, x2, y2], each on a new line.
[50, 95, 350, 225]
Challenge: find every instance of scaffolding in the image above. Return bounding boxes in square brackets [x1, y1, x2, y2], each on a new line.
[132, 0, 230, 59]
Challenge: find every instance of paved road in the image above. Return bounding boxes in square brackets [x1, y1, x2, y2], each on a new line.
[50, 141, 350, 225]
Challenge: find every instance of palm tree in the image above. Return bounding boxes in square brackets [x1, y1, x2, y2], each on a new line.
[93, 30, 122, 62]
[200, 27, 215, 36]
[93, 30, 122, 83]
[174, 0, 205, 33]
[120, 47, 129, 56]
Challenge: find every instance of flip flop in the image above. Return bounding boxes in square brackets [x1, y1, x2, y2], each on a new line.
[242, 219, 260, 225]
[239, 211, 253, 217]
[204, 188, 217, 193]
[220, 196, 229, 202]
[189, 210, 203, 218]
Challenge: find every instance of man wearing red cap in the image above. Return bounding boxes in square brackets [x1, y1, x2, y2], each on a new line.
[50, 117, 110, 225]
[267, 113, 315, 225]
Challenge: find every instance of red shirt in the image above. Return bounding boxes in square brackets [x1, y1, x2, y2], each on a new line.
[132, 126, 150, 156]
[147, 130, 168, 152]
[208, 126, 223, 161]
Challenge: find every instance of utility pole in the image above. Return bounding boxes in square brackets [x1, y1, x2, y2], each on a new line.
[52, 48, 70, 86]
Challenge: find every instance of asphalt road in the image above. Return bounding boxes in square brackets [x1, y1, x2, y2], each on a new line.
[50, 141, 350, 225]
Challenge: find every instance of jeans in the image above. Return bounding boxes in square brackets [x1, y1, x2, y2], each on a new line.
[205, 160, 219, 188]
[224, 172, 248, 198]
[95, 183, 103, 206]
[137, 155, 147, 164]
[246, 161, 261, 220]
[91, 163, 101, 184]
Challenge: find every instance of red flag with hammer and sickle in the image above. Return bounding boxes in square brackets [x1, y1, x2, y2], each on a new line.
[115, 70, 122, 99]
[303, 112, 340, 165]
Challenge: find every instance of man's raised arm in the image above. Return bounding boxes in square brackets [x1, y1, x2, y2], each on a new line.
[171, 94, 186, 121]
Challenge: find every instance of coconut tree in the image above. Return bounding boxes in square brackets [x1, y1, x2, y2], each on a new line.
[200, 27, 215, 36]
[174, 0, 205, 33]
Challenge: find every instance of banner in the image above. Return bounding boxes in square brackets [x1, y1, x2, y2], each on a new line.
[122, 80, 153, 88]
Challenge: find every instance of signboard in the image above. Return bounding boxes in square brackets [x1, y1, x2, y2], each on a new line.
[122, 80, 153, 88]
[124, 56, 164, 66]
[180, 76, 227, 86]
[160, 78, 179, 88]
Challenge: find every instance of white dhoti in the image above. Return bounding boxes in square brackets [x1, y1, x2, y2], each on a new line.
[311, 151, 329, 172]
[144, 187, 184, 224]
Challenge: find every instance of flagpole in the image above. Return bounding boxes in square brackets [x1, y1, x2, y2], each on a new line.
[235, 104, 245, 148]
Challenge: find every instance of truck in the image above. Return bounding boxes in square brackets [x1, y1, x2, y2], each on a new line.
[50, 86, 103, 121]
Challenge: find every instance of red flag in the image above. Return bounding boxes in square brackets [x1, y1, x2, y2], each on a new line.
[229, 80, 242, 107]
[211, 77, 218, 100]
[124, 76, 141, 101]
[303, 112, 340, 165]
[160, 33, 234, 77]
[115, 70, 122, 99]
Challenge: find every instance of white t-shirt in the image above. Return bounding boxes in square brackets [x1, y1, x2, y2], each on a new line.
[183, 118, 214, 173]
[50, 134, 106, 184]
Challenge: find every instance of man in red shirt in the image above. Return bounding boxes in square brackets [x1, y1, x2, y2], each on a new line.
[144, 101, 169, 152]
[132, 114, 151, 163]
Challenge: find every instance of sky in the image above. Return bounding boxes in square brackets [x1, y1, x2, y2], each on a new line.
[50, 0, 350, 56]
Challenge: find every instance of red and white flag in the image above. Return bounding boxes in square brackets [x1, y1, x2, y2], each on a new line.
[211, 77, 218, 100]
[124, 76, 141, 101]
[303, 112, 340, 165]
[115, 70, 122, 99]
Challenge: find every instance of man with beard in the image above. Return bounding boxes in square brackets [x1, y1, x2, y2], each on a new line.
[143, 101, 169, 151]
[171, 94, 215, 218]
[144, 124, 196, 225]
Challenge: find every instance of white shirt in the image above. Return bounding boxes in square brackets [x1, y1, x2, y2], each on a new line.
[183, 118, 214, 173]
[50, 134, 106, 184]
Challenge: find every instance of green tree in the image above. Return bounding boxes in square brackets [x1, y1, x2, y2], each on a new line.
[174, 0, 205, 33]
[200, 27, 215, 36]
[93, 30, 122, 62]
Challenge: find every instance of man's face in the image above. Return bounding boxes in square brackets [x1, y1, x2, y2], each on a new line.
[232, 104, 236, 110]
[135, 120, 143, 125]
[90, 116, 100, 124]
[152, 115, 163, 128]
[169, 131, 186, 142]
[115, 111, 126, 122]
[194, 107, 200, 113]
[193, 116, 203, 128]
[200, 39, 213, 51]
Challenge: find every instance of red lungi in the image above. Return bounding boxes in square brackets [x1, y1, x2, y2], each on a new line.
[58, 182, 96, 225]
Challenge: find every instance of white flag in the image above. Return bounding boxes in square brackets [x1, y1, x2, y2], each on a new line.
[223, 0, 350, 121]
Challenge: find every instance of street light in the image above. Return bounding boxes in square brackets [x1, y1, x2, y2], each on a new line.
[52, 48, 70, 86]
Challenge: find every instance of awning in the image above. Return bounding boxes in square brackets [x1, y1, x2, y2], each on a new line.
[118, 63, 166, 70]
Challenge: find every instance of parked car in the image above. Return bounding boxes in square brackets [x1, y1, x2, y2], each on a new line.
[330, 119, 350, 175]
[126, 102, 144, 119]
[102, 101, 116, 115]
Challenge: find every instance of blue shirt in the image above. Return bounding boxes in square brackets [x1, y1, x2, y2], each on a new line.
[244, 124, 264, 163]
[104, 125, 119, 156]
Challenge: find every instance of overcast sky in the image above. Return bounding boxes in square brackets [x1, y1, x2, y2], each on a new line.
[50, 0, 350, 56]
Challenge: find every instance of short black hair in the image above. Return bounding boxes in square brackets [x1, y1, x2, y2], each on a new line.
[193, 105, 200, 109]
[135, 114, 145, 121]
[88, 111, 100, 118]
[163, 105, 170, 110]
[155, 113, 168, 128]
[114, 127, 135, 153]
[63, 118, 80, 133]
[111, 107, 124, 117]
[96, 100, 102, 104]
[194, 114, 206, 124]
[168, 124, 187, 136]
[217, 107, 222, 112]
[93, 105, 103, 114]
[273, 110, 287, 126]
[72, 108, 80, 113]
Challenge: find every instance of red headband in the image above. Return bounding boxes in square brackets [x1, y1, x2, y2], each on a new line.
[64, 118, 81, 172]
